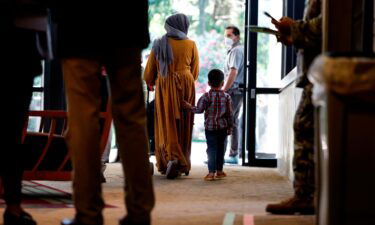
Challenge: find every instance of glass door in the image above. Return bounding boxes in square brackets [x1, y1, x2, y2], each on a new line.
[242, 0, 282, 167]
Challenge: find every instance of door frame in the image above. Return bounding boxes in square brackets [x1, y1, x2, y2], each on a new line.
[241, 0, 279, 168]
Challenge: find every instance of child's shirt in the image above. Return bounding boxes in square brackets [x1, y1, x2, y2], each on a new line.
[190, 89, 233, 132]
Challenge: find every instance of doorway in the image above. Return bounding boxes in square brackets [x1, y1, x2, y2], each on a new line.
[242, 0, 283, 167]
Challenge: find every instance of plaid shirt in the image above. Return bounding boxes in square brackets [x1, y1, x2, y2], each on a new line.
[190, 89, 233, 131]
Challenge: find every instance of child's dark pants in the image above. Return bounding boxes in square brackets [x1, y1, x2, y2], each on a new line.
[205, 129, 227, 173]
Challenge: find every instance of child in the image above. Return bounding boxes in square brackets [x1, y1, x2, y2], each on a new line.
[183, 69, 233, 181]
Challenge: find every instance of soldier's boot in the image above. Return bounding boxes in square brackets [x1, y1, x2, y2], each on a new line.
[266, 196, 315, 215]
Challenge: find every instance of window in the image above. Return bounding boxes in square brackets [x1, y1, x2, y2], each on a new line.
[28, 61, 44, 132]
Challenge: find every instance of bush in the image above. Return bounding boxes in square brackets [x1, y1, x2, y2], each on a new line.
[192, 30, 226, 92]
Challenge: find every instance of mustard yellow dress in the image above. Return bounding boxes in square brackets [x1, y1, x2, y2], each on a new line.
[144, 38, 199, 174]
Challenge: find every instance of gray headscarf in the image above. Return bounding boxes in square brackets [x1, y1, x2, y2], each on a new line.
[152, 13, 190, 77]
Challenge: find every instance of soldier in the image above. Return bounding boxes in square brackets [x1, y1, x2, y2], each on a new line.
[266, 0, 322, 214]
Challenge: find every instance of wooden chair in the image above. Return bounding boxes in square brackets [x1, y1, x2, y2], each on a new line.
[22, 108, 112, 181]
[0, 108, 112, 197]
[0, 75, 112, 196]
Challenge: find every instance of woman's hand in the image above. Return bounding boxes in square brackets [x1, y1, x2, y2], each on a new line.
[272, 16, 295, 46]
[182, 100, 192, 109]
[147, 83, 155, 91]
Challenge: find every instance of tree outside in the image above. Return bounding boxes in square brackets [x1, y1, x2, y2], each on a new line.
[147, 0, 246, 89]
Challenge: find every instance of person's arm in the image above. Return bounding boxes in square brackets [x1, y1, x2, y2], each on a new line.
[183, 95, 207, 114]
[273, 15, 322, 49]
[223, 48, 243, 91]
[143, 50, 158, 91]
[290, 15, 322, 49]
[226, 95, 234, 134]
[190, 42, 200, 81]
[223, 68, 237, 92]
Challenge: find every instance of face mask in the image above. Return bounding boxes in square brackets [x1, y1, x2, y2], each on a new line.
[224, 37, 234, 48]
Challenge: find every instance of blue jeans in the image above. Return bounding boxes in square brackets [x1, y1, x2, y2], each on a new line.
[205, 129, 227, 173]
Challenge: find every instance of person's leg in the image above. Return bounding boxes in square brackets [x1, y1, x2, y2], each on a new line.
[1, 71, 37, 225]
[62, 58, 104, 225]
[205, 130, 217, 174]
[237, 111, 244, 158]
[1, 65, 36, 221]
[101, 124, 113, 164]
[2, 70, 34, 206]
[100, 124, 113, 183]
[224, 94, 243, 163]
[0, 28, 40, 225]
[105, 48, 154, 224]
[216, 130, 227, 172]
[266, 84, 315, 215]
[229, 94, 243, 157]
[293, 84, 315, 199]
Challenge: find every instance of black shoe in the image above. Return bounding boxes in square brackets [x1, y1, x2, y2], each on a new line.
[119, 216, 150, 225]
[100, 173, 107, 183]
[166, 160, 179, 179]
[3, 210, 37, 225]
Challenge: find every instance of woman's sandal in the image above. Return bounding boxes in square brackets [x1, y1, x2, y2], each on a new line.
[204, 173, 215, 181]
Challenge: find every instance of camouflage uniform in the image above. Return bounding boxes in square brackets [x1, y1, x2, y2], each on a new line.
[292, 0, 322, 199]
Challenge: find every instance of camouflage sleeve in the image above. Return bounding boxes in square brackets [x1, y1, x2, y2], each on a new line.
[291, 15, 322, 50]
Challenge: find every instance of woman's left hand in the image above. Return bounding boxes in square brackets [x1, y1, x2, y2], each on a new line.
[182, 100, 192, 109]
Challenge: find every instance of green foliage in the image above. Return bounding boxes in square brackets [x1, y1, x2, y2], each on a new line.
[191, 31, 226, 87]
[257, 33, 270, 74]
[148, 0, 175, 41]
[147, 0, 269, 89]
[148, 0, 174, 19]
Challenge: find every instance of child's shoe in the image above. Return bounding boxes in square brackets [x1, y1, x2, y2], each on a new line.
[216, 171, 227, 179]
[204, 173, 215, 181]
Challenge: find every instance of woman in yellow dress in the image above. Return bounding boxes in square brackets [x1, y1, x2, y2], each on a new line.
[144, 13, 199, 179]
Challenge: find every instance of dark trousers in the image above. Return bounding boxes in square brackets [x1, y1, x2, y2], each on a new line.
[224, 93, 243, 157]
[205, 129, 227, 173]
[0, 28, 41, 205]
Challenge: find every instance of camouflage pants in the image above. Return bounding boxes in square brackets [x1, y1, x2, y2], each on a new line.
[293, 83, 315, 199]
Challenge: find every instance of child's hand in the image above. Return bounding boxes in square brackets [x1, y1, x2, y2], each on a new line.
[182, 100, 192, 109]
[227, 128, 233, 135]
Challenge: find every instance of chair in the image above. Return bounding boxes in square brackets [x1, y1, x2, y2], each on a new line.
[21, 108, 112, 181]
